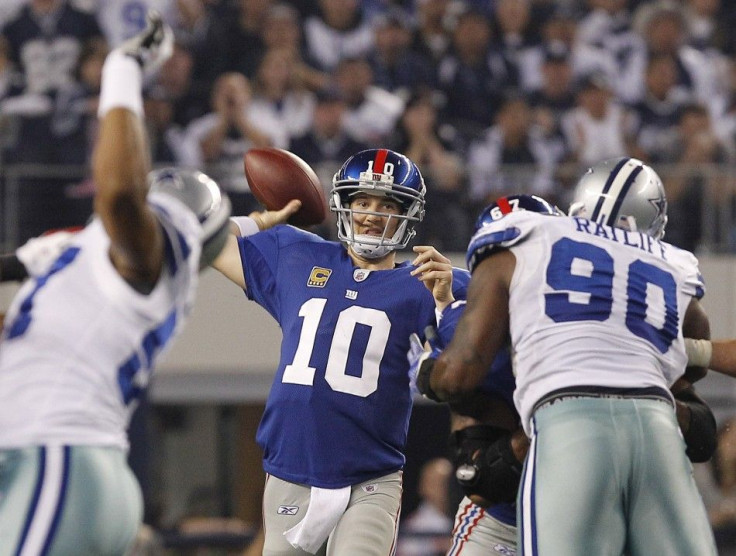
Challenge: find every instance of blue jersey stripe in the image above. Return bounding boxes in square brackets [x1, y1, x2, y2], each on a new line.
[15, 447, 46, 556]
[591, 157, 629, 222]
[39, 446, 71, 554]
[606, 165, 642, 228]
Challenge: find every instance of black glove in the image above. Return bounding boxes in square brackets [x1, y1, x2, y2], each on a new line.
[455, 431, 523, 504]
[119, 10, 173, 73]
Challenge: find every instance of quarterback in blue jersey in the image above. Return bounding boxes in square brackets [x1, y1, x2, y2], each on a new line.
[213, 148, 470, 555]
[418, 158, 716, 555]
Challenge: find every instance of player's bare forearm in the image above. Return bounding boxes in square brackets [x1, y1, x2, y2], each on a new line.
[431, 251, 513, 400]
[93, 108, 162, 284]
[709, 340, 736, 377]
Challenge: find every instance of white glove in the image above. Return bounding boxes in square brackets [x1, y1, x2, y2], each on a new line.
[16, 230, 76, 277]
[407, 333, 426, 394]
[118, 10, 173, 75]
[684, 338, 712, 368]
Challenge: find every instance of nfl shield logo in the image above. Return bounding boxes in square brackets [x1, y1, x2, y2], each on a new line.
[353, 269, 371, 282]
[362, 484, 377, 493]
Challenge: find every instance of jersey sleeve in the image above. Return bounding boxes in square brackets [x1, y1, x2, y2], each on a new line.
[238, 225, 313, 319]
[465, 211, 540, 273]
[437, 300, 467, 347]
[678, 249, 706, 300]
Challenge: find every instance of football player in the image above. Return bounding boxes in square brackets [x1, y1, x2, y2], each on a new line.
[416, 157, 717, 555]
[212, 148, 469, 555]
[0, 13, 231, 554]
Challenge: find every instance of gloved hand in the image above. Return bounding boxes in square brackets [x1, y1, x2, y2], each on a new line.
[407, 333, 425, 394]
[118, 10, 174, 74]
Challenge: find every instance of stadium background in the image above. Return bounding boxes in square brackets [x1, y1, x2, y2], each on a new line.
[4, 0, 736, 553]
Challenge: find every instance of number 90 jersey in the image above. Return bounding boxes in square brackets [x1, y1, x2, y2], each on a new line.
[467, 211, 705, 434]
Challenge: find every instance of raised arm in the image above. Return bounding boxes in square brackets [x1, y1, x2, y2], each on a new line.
[92, 13, 173, 289]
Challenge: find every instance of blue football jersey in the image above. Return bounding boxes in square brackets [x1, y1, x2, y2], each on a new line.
[238, 225, 470, 488]
[438, 300, 517, 525]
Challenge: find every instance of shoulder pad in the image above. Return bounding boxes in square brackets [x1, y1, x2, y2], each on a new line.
[466, 211, 542, 273]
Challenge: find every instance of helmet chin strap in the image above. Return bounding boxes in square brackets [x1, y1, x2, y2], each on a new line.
[349, 235, 395, 259]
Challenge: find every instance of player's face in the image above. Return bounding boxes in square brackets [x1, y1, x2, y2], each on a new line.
[349, 193, 402, 237]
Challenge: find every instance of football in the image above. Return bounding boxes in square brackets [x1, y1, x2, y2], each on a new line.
[243, 148, 327, 227]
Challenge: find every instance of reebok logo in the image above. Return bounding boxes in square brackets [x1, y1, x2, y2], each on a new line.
[277, 505, 299, 515]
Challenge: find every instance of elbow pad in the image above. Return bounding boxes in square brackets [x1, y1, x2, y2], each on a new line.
[675, 387, 717, 463]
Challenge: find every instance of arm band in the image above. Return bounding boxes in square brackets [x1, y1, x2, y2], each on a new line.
[0, 254, 28, 282]
[98, 50, 144, 118]
[674, 387, 717, 463]
[230, 216, 260, 237]
[684, 338, 712, 368]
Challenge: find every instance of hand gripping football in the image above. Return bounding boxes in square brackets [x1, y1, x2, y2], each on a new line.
[243, 148, 327, 227]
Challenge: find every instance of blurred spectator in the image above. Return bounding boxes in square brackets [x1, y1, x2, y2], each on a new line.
[248, 47, 316, 149]
[467, 93, 560, 205]
[0, 0, 25, 30]
[52, 41, 106, 165]
[1, 0, 106, 242]
[145, 44, 203, 164]
[390, 92, 470, 251]
[173, 0, 228, 105]
[2, 0, 106, 102]
[181, 72, 272, 215]
[289, 88, 368, 239]
[333, 56, 404, 147]
[367, 7, 435, 99]
[526, 43, 576, 159]
[576, 0, 640, 78]
[435, 7, 510, 142]
[397, 458, 453, 556]
[303, 0, 374, 72]
[225, 0, 272, 78]
[628, 53, 692, 163]
[561, 72, 637, 165]
[260, 3, 329, 92]
[409, 0, 452, 66]
[623, 1, 723, 114]
[664, 103, 730, 252]
[531, 5, 618, 93]
[492, 0, 538, 92]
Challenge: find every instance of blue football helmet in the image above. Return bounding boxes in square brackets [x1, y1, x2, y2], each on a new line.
[473, 194, 561, 232]
[467, 194, 561, 272]
[568, 157, 668, 239]
[330, 149, 426, 258]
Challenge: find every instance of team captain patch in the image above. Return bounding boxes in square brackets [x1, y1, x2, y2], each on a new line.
[307, 266, 332, 287]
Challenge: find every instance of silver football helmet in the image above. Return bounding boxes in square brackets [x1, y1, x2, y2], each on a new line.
[568, 157, 668, 239]
[148, 168, 232, 269]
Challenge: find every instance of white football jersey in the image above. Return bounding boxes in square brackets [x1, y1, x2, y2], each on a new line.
[467, 211, 705, 434]
[0, 193, 201, 449]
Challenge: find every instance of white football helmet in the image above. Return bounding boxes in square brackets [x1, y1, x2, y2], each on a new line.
[568, 157, 668, 239]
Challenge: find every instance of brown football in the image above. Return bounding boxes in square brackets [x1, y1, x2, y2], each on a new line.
[243, 148, 327, 227]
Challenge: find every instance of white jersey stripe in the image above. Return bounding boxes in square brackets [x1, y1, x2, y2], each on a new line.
[520, 418, 539, 556]
[18, 446, 69, 556]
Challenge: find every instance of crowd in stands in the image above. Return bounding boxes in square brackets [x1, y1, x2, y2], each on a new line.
[3, 0, 736, 251]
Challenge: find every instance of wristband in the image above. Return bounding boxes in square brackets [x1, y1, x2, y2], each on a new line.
[230, 216, 260, 237]
[98, 50, 144, 118]
[684, 338, 712, 368]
